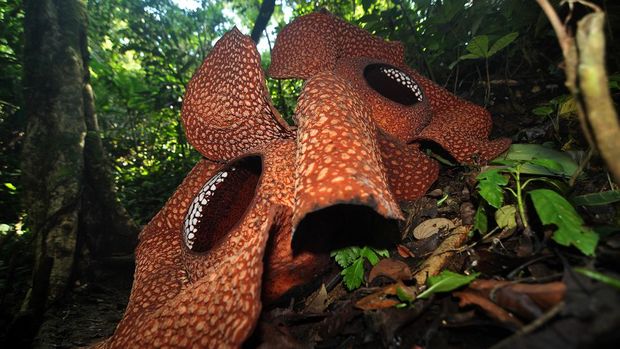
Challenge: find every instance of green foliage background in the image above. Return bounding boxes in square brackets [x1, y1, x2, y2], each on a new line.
[1, 0, 618, 227]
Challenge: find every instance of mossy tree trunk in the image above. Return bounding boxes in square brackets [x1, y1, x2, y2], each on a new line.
[20, 0, 137, 321]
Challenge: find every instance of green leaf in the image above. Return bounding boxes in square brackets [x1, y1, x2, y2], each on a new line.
[372, 248, 390, 259]
[572, 191, 620, 206]
[497, 144, 578, 177]
[332, 246, 389, 290]
[495, 205, 517, 230]
[465, 35, 489, 58]
[476, 169, 509, 208]
[396, 284, 416, 302]
[342, 258, 365, 290]
[488, 32, 518, 57]
[0, 224, 11, 234]
[529, 158, 565, 173]
[574, 268, 620, 289]
[530, 189, 599, 256]
[360, 246, 380, 266]
[417, 271, 479, 299]
[532, 106, 554, 116]
[3, 182, 16, 191]
[523, 177, 569, 193]
[473, 204, 488, 234]
[457, 53, 481, 61]
[491, 159, 519, 167]
[331, 246, 361, 268]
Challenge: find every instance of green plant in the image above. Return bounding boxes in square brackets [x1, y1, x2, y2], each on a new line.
[417, 270, 479, 299]
[476, 144, 599, 255]
[331, 246, 389, 290]
[532, 94, 578, 140]
[454, 32, 519, 104]
[574, 268, 620, 289]
[394, 270, 479, 308]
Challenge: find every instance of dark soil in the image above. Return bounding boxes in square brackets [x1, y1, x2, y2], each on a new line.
[33, 260, 133, 348]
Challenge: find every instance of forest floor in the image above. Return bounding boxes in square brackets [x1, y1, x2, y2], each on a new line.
[32, 85, 620, 349]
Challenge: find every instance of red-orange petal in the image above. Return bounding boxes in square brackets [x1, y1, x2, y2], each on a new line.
[334, 57, 432, 142]
[105, 140, 331, 348]
[269, 10, 404, 80]
[378, 132, 439, 203]
[292, 71, 403, 252]
[182, 27, 293, 161]
[405, 68, 511, 163]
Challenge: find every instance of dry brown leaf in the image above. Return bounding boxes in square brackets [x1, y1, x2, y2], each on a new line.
[413, 225, 470, 285]
[304, 283, 329, 313]
[469, 279, 566, 320]
[454, 289, 524, 329]
[369, 258, 412, 283]
[355, 284, 401, 310]
[396, 244, 416, 258]
[413, 218, 455, 239]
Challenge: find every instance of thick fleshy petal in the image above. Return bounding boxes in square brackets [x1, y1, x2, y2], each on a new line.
[405, 69, 511, 163]
[378, 132, 439, 202]
[182, 28, 293, 161]
[105, 140, 327, 348]
[262, 206, 330, 303]
[102, 158, 220, 347]
[269, 11, 404, 80]
[334, 57, 431, 142]
[292, 72, 403, 253]
[270, 11, 511, 163]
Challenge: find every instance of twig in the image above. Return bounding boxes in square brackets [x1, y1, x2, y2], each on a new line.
[490, 301, 565, 349]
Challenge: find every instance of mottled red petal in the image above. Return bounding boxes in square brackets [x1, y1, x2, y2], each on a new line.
[105, 140, 327, 348]
[378, 132, 439, 202]
[269, 11, 404, 80]
[333, 57, 431, 142]
[182, 27, 293, 161]
[292, 72, 403, 252]
[405, 68, 511, 163]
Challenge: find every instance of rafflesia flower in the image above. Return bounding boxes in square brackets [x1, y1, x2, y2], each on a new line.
[98, 11, 510, 349]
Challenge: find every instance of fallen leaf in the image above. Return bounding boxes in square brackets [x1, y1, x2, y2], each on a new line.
[460, 202, 476, 225]
[396, 244, 415, 258]
[469, 279, 566, 319]
[304, 284, 329, 313]
[413, 218, 455, 239]
[454, 289, 524, 329]
[413, 225, 470, 285]
[257, 321, 310, 349]
[369, 258, 412, 283]
[355, 284, 401, 310]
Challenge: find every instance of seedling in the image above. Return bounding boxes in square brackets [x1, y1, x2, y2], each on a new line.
[453, 32, 519, 104]
[331, 246, 389, 290]
[476, 144, 599, 255]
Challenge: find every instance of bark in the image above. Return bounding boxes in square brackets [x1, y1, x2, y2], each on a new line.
[19, 0, 137, 321]
[537, 1, 620, 184]
[251, 0, 275, 44]
[576, 13, 620, 184]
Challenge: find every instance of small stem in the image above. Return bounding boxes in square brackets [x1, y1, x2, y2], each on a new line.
[485, 58, 491, 106]
[506, 187, 518, 198]
[514, 170, 529, 229]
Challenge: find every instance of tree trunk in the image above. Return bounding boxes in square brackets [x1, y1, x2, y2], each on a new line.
[19, 0, 137, 323]
[251, 0, 275, 44]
